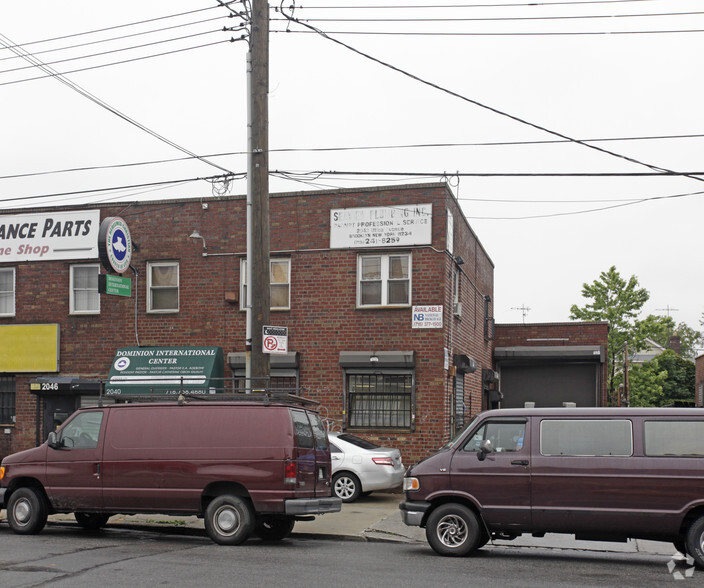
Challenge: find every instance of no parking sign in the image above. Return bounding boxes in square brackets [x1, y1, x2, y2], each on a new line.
[263, 326, 288, 354]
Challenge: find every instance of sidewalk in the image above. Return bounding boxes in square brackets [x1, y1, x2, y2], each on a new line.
[46, 492, 678, 557]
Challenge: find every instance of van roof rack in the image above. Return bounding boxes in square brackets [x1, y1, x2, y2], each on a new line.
[99, 391, 320, 408]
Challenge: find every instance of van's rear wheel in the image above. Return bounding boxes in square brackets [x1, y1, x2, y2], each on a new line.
[204, 495, 254, 545]
[426, 503, 481, 557]
[254, 515, 295, 541]
[75, 512, 111, 530]
[685, 516, 704, 567]
[7, 487, 48, 535]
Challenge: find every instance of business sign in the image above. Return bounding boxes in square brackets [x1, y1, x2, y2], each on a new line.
[330, 204, 432, 249]
[105, 346, 224, 396]
[98, 217, 132, 273]
[98, 274, 132, 297]
[0, 324, 60, 372]
[412, 305, 443, 329]
[263, 326, 288, 354]
[0, 210, 99, 262]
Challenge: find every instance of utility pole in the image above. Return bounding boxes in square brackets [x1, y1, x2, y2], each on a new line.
[245, 0, 270, 389]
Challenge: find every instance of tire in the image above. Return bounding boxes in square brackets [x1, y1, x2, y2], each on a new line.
[204, 495, 254, 546]
[425, 503, 481, 557]
[332, 472, 361, 503]
[254, 516, 295, 541]
[674, 537, 687, 555]
[685, 516, 704, 568]
[7, 487, 48, 535]
[75, 512, 111, 530]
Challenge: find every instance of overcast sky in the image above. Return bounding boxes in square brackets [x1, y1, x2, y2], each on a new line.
[1, 0, 702, 336]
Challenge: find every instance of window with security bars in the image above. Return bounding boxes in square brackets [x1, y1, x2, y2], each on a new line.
[347, 373, 412, 429]
[0, 376, 15, 425]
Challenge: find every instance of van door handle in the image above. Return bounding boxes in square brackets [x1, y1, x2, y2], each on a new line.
[94, 463, 101, 480]
[511, 459, 529, 466]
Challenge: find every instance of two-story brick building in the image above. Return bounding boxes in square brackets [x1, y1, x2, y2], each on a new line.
[0, 182, 495, 464]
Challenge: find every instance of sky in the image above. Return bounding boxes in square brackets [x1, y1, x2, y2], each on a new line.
[1, 0, 702, 337]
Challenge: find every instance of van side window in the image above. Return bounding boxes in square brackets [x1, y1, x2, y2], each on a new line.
[463, 421, 526, 453]
[60, 411, 104, 449]
[540, 419, 632, 456]
[644, 421, 704, 456]
[290, 410, 314, 449]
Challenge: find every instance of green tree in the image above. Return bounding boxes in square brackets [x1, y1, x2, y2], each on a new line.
[569, 266, 649, 403]
[637, 315, 703, 359]
[650, 349, 695, 404]
[625, 363, 667, 407]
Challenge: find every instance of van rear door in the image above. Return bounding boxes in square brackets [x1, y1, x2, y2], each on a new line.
[309, 411, 332, 496]
[290, 409, 317, 495]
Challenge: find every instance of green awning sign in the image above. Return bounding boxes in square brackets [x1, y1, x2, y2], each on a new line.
[105, 346, 224, 396]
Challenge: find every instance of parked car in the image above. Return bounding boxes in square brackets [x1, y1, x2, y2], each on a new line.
[328, 432, 404, 502]
[400, 407, 704, 566]
[0, 399, 341, 545]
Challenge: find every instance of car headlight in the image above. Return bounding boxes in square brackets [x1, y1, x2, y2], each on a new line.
[403, 477, 419, 491]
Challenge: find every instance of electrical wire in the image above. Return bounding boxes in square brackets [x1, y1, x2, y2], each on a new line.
[272, 28, 704, 36]
[288, 1, 669, 9]
[278, 9, 704, 186]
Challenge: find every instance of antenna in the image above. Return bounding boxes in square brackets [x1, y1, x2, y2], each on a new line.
[511, 304, 531, 324]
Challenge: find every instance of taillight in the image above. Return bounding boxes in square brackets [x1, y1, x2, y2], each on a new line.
[372, 457, 394, 466]
[284, 460, 297, 484]
[0, 466, 5, 480]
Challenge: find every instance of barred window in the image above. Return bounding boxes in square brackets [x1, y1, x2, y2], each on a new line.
[347, 373, 412, 429]
[0, 376, 15, 425]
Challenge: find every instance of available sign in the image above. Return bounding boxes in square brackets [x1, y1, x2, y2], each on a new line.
[330, 204, 432, 249]
[105, 346, 224, 396]
[98, 274, 131, 297]
[263, 326, 288, 354]
[0, 210, 99, 262]
[412, 305, 443, 329]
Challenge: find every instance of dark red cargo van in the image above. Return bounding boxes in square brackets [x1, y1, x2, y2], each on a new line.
[400, 407, 704, 566]
[0, 399, 341, 545]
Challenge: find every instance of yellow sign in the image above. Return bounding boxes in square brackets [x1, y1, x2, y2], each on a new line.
[0, 324, 59, 372]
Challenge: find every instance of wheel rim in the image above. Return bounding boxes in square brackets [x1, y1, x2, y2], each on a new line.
[214, 505, 241, 536]
[335, 477, 355, 499]
[436, 513, 468, 548]
[699, 530, 704, 553]
[13, 498, 32, 527]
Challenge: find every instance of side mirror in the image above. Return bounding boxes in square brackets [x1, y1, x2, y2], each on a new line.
[47, 431, 59, 449]
[477, 439, 493, 461]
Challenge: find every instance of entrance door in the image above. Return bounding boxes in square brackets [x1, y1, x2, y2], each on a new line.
[45, 409, 106, 511]
[450, 418, 531, 531]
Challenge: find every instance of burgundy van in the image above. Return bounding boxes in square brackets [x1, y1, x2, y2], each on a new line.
[400, 407, 704, 566]
[0, 400, 341, 545]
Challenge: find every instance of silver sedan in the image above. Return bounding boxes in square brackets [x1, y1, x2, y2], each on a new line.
[328, 432, 405, 502]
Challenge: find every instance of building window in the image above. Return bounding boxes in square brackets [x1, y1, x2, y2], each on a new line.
[0, 268, 15, 317]
[357, 253, 411, 307]
[0, 376, 15, 425]
[347, 373, 413, 429]
[240, 258, 291, 311]
[70, 264, 100, 315]
[147, 261, 179, 313]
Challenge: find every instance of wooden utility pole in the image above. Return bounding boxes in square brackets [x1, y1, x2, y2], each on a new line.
[246, 0, 270, 388]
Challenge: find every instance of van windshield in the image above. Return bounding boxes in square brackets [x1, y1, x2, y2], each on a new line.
[440, 416, 479, 450]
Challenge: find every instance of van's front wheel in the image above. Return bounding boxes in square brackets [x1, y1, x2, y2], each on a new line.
[426, 503, 481, 557]
[75, 512, 111, 530]
[7, 487, 48, 535]
[204, 495, 254, 545]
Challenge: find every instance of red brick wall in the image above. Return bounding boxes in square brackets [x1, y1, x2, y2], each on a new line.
[696, 355, 704, 407]
[0, 183, 494, 465]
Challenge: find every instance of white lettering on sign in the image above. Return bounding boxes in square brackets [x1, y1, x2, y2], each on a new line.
[0, 210, 100, 262]
[330, 204, 432, 249]
[412, 305, 444, 329]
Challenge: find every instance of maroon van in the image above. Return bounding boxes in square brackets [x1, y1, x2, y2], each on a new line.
[0, 399, 341, 545]
[400, 407, 704, 567]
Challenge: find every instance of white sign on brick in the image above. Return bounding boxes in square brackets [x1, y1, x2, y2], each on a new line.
[412, 305, 443, 329]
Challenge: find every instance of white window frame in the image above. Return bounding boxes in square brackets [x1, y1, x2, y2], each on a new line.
[147, 260, 179, 313]
[0, 267, 15, 317]
[70, 264, 100, 315]
[240, 257, 291, 311]
[357, 253, 411, 308]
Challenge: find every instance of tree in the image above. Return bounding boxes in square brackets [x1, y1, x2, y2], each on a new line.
[569, 266, 649, 403]
[625, 363, 667, 407]
[625, 350, 695, 407]
[637, 315, 703, 359]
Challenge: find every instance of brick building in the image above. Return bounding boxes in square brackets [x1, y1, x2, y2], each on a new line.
[696, 355, 704, 407]
[493, 322, 609, 408]
[0, 182, 495, 464]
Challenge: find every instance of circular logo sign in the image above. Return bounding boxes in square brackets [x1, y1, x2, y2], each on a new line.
[113, 357, 131, 371]
[99, 217, 132, 273]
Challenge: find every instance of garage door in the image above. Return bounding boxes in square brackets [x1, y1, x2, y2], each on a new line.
[499, 363, 598, 408]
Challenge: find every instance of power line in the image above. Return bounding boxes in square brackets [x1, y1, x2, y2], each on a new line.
[273, 28, 704, 36]
[290, 1, 669, 10]
[278, 9, 704, 186]
[0, 32, 236, 175]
